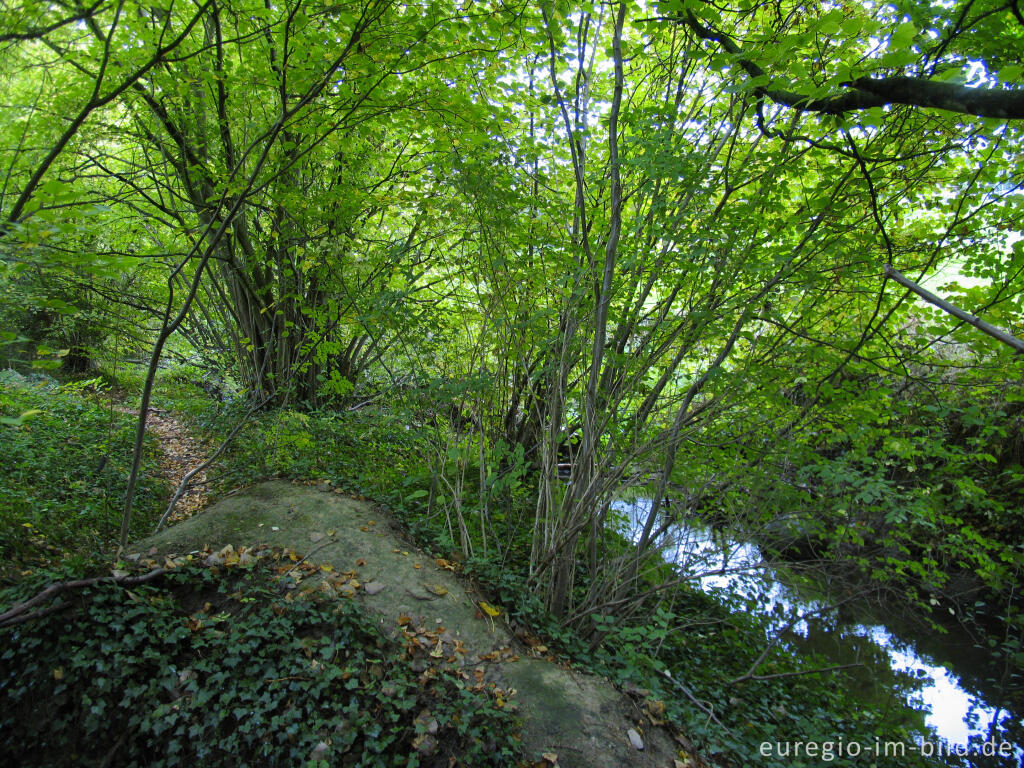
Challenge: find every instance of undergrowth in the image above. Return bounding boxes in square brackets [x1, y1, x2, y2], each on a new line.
[0, 552, 520, 767]
[0, 372, 165, 579]
[94, 375, 996, 767]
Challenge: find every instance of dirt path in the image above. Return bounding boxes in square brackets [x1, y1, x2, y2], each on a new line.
[130, 480, 700, 768]
[120, 406, 210, 525]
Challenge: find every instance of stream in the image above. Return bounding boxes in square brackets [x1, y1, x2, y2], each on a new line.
[613, 498, 1024, 761]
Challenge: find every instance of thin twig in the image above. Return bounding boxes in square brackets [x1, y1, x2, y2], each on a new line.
[733, 663, 864, 685]
[283, 538, 338, 577]
[661, 669, 728, 732]
[0, 568, 165, 628]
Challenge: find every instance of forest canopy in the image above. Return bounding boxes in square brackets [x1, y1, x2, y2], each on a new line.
[2, 0, 1023, 613]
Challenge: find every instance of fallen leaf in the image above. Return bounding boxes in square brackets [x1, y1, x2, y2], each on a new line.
[320, 563, 334, 573]
[542, 752, 558, 764]
[412, 733, 437, 755]
[430, 639, 444, 658]
[356, 558, 366, 566]
[425, 584, 448, 596]
[414, 563, 422, 570]
[479, 602, 501, 618]
[646, 698, 666, 725]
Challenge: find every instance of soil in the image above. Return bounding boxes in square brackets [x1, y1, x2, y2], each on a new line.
[130, 480, 699, 768]
[121, 406, 210, 525]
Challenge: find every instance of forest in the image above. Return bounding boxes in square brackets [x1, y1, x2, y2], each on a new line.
[1, 0, 1023, 765]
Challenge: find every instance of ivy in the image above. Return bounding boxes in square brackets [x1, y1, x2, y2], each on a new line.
[0, 558, 520, 767]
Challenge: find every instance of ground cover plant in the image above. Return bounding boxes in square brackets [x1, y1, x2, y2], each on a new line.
[0, 548, 520, 768]
[0, 373, 164, 579]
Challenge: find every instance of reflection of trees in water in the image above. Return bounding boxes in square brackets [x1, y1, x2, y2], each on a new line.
[880, 606, 1023, 747]
[631, 502, 1022, 752]
[785, 580, 1023, 758]
[784, 614, 930, 733]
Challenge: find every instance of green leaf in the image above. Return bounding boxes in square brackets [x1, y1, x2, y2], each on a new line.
[890, 21, 918, 49]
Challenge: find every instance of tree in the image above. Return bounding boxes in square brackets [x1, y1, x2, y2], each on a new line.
[2, 0, 1022, 630]
[418, 0, 1024, 630]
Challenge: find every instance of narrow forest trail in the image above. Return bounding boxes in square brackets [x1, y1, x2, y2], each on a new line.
[120, 406, 210, 526]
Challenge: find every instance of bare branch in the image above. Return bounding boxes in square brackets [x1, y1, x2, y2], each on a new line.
[884, 264, 1024, 354]
[0, 568, 166, 629]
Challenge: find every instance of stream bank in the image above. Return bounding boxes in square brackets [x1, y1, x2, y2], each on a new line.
[132, 481, 689, 768]
[614, 498, 1024, 762]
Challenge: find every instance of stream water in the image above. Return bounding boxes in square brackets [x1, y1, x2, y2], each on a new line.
[613, 498, 1024, 760]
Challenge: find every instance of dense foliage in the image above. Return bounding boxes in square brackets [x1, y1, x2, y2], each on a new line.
[0, 372, 164, 578]
[3, 0, 1024, 763]
[0, 555, 519, 767]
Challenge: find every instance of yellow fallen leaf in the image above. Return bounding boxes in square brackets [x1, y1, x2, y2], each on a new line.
[52, 667, 64, 681]
[425, 584, 448, 596]
[480, 602, 501, 618]
[320, 564, 333, 573]
[430, 639, 444, 658]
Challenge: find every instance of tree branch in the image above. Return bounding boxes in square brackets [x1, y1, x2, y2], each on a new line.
[884, 265, 1024, 353]
[0, 568, 166, 629]
[681, 11, 1024, 120]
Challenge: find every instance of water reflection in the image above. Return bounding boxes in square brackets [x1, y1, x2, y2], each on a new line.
[612, 498, 1023, 755]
